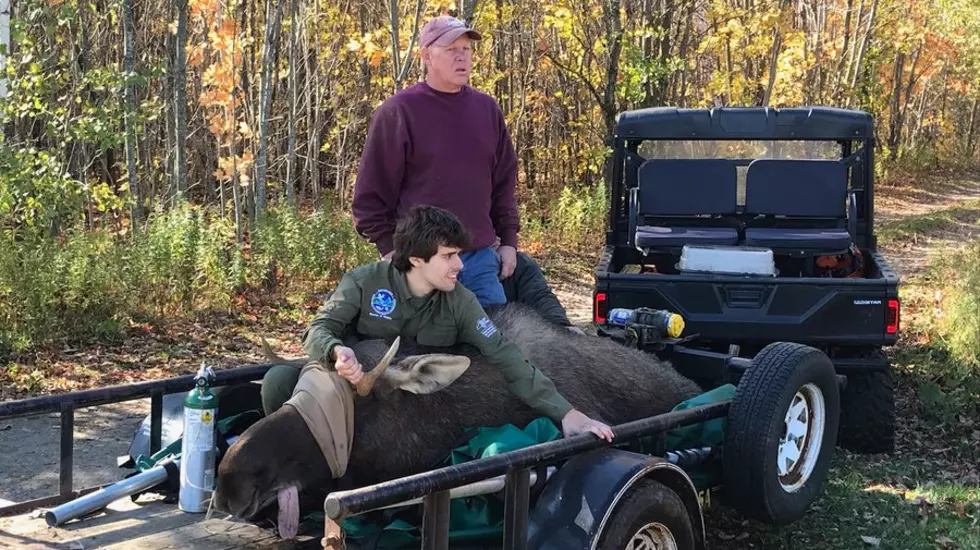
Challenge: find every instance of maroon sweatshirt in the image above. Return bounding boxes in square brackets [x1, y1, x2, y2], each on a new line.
[352, 82, 520, 256]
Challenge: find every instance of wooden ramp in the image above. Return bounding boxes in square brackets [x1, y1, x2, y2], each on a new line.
[0, 494, 322, 549]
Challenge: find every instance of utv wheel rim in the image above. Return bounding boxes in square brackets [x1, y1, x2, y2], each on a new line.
[777, 382, 825, 492]
[626, 522, 678, 550]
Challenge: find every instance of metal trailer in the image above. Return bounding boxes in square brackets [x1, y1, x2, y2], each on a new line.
[0, 363, 275, 519]
[320, 400, 729, 550]
[317, 348, 841, 550]
[1, 317, 842, 550]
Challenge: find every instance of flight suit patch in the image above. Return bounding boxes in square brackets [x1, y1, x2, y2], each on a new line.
[476, 317, 497, 338]
[369, 289, 396, 320]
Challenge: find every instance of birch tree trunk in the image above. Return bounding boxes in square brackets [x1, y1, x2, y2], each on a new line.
[887, 52, 904, 157]
[847, 0, 878, 108]
[0, 0, 9, 101]
[388, 0, 424, 92]
[174, 0, 189, 201]
[832, 0, 854, 103]
[601, 0, 623, 182]
[123, 0, 140, 229]
[285, 0, 298, 207]
[763, 0, 790, 106]
[255, 0, 284, 214]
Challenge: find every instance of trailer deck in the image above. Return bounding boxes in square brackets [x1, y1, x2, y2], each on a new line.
[0, 494, 319, 549]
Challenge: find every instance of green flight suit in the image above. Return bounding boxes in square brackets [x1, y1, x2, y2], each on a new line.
[261, 261, 574, 423]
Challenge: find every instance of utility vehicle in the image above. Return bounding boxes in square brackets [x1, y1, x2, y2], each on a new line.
[593, 106, 900, 454]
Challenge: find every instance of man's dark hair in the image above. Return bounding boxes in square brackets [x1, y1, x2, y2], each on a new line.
[391, 205, 472, 271]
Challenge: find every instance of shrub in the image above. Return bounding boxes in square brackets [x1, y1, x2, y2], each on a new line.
[933, 240, 980, 379]
[0, 203, 375, 354]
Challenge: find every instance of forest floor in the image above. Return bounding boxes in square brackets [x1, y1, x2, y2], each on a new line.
[2, 170, 979, 549]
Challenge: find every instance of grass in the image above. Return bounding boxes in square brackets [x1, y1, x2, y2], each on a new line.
[762, 456, 980, 549]
[705, 456, 980, 549]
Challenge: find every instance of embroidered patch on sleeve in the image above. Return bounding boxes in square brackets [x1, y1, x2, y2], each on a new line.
[476, 317, 497, 338]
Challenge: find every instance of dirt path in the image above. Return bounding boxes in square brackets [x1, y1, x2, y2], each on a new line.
[874, 171, 980, 278]
[874, 170, 980, 224]
[0, 311, 306, 507]
[0, 401, 150, 505]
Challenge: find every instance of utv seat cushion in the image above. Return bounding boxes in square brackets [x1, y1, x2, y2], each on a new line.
[744, 159, 847, 216]
[636, 158, 739, 215]
[636, 226, 739, 248]
[743, 227, 851, 251]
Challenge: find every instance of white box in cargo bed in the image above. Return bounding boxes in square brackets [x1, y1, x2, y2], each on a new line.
[676, 244, 778, 277]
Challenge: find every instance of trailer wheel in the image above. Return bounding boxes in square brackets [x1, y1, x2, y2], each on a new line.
[596, 478, 697, 550]
[722, 342, 840, 525]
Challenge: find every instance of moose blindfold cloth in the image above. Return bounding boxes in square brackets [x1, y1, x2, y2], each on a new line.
[284, 362, 355, 479]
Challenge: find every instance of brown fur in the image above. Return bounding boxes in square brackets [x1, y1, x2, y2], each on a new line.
[212, 303, 703, 521]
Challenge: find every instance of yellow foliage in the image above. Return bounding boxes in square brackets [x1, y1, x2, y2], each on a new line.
[769, 31, 808, 106]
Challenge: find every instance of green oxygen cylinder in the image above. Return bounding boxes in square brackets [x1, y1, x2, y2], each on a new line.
[179, 364, 217, 513]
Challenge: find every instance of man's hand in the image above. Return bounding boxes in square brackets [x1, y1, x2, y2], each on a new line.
[333, 346, 363, 384]
[497, 245, 517, 279]
[561, 409, 614, 442]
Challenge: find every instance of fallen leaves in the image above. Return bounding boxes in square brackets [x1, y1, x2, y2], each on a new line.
[716, 530, 751, 542]
[914, 495, 936, 524]
[0, 305, 309, 402]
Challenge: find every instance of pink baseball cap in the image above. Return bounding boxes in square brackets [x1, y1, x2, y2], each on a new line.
[419, 15, 482, 48]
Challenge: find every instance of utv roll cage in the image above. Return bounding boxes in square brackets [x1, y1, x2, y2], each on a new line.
[606, 107, 878, 254]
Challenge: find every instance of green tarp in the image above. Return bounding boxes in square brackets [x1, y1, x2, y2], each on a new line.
[340, 417, 563, 548]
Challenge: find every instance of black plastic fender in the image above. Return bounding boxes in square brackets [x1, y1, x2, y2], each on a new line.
[526, 448, 705, 550]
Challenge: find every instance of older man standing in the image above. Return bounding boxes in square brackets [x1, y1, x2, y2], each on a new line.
[351, 15, 519, 308]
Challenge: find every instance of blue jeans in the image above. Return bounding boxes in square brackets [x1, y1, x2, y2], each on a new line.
[459, 247, 507, 307]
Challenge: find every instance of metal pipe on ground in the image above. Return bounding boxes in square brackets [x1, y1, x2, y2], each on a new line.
[44, 458, 179, 526]
[44, 433, 241, 526]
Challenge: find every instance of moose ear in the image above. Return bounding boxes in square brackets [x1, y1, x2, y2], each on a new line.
[385, 354, 471, 395]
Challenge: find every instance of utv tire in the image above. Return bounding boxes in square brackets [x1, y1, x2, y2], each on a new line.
[722, 342, 840, 525]
[838, 369, 895, 454]
[596, 478, 697, 550]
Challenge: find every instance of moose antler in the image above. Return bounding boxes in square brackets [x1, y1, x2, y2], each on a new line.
[353, 336, 400, 396]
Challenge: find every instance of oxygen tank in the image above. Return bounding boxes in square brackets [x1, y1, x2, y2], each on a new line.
[179, 363, 217, 513]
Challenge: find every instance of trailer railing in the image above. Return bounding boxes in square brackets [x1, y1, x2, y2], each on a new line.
[324, 400, 730, 550]
[0, 363, 276, 517]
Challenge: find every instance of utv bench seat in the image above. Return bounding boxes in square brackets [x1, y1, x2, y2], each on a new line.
[741, 227, 852, 250]
[743, 158, 854, 254]
[630, 159, 740, 250]
[635, 226, 739, 248]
